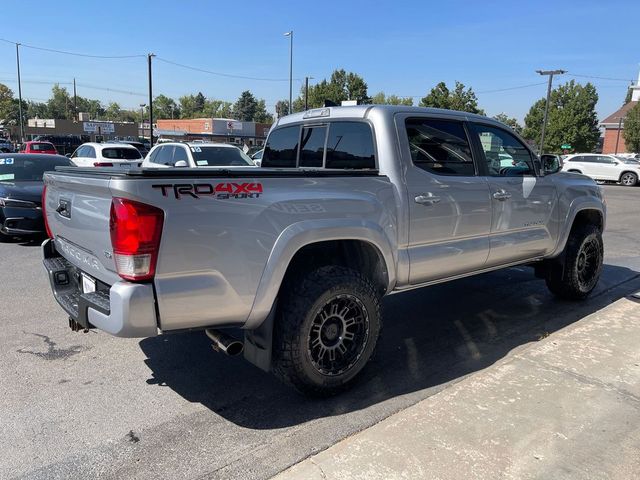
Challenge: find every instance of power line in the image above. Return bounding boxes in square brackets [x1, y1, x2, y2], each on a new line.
[567, 73, 633, 83]
[476, 82, 548, 94]
[155, 56, 300, 82]
[0, 38, 145, 59]
[0, 77, 146, 96]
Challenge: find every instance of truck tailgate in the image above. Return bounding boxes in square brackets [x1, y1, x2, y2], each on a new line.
[44, 171, 120, 286]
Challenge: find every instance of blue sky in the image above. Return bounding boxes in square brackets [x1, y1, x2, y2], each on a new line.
[0, 0, 638, 122]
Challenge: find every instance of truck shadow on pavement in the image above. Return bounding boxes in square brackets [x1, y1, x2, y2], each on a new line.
[139, 263, 639, 430]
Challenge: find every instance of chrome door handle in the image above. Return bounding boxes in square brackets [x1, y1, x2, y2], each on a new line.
[415, 194, 441, 205]
[492, 190, 512, 201]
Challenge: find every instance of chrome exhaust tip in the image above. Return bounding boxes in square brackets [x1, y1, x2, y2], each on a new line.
[205, 329, 244, 356]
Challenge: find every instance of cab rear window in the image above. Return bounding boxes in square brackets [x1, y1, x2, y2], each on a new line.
[262, 121, 375, 169]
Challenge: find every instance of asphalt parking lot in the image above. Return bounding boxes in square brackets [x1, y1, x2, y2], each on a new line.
[2, 185, 639, 480]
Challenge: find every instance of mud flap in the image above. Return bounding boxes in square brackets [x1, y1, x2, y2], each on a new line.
[243, 301, 277, 372]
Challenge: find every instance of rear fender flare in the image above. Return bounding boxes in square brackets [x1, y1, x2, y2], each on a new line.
[244, 219, 396, 330]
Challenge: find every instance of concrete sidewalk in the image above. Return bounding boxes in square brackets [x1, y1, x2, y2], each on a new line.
[275, 293, 640, 480]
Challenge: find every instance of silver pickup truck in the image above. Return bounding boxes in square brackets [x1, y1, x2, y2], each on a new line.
[42, 105, 605, 396]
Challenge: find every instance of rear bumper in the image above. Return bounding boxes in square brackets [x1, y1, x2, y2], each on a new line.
[42, 239, 158, 337]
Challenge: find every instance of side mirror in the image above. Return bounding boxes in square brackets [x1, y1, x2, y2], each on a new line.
[542, 156, 562, 175]
[174, 160, 188, 167]
[65, 153, 72, 158]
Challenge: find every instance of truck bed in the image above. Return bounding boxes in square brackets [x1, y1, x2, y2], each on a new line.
[43, 166, 397, 335]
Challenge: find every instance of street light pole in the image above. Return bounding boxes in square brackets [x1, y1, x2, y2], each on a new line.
[73, 78, 77, 122]
[284, 31, 293, 115]
[139, 103, 146, 138]
[147, 53, 155, 147]
[15, 43, 24, 142]
[536, 69, 566, 155]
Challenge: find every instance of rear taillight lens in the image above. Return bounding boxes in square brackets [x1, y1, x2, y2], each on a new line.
[42, 184, 53, 238]
[94, 162, 114, 167]
[109, 198, 163, 282]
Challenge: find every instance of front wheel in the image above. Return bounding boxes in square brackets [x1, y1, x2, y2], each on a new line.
[545, 224, 603, 299]
[619, 172, 638, 187]
[273, 265, 381, 396]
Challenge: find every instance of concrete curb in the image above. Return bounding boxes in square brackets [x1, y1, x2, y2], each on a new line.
[274, 292, 640, 480]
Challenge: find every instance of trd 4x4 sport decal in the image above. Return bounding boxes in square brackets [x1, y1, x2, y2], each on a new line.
[152, 182, 263, 200]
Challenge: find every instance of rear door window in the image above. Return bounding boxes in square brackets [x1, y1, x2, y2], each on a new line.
[172, 146, 189, 165]
[262, 126, 300, 168]
[154, 146, 174, 166]
[406, 118, 475, 176]
[325, 122, 376, 169]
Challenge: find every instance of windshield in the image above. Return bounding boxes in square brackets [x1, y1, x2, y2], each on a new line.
[0, 156, 73, 181]
[191, 146, 254, 166]
[102, 147, 142, 160]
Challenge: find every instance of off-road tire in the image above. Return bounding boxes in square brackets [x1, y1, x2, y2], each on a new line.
[545, 224, 603, 300]
[273, 265, 381, 397]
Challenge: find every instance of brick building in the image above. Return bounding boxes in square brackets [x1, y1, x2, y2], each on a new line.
[601, 70, 640, 154]
[155, 118, 271, 147]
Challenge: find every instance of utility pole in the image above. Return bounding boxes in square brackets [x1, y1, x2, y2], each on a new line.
[284, 31, 293, 114]
[614, 116, 623, 154]
[73, 78, 77, 122]
[304, 76, 314, 111]
[15, 43, 24, 142]
[147, 53, 155, 147]
[536, 69, 566, 155]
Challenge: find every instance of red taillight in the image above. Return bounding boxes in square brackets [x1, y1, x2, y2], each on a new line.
[109, 198, 164, 282]
[42, 184, 53, 238]
[94, 162, 114, 167]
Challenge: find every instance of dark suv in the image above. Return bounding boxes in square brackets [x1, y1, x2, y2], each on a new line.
[33, 135, 88, 156]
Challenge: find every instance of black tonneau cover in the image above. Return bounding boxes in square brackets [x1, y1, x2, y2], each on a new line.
[51, 166, 380, 179]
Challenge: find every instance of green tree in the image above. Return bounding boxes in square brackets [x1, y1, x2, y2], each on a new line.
[179, 94, 198, 118]
[0, 83, 21, 125]
[623, 102, 640, 153]
[26, 100, 49, 119]
[194, 92, 206, 114]
[419, 81, 483, 114]
[371, 92, 414, 105]
[253, 99, 273, 123]
[104, 102, 122, 121]
[493, 113, 522, 134]
[275, 100, 289, 118]
[522, 80, 600, 153]
[46, 84, 73, 119]
[201, 99, 232, 118]
[304, 69, 369, 109]
[153, 94, 179, 119]
[624, 87, 633, 105]
[233, 90, 259, 121]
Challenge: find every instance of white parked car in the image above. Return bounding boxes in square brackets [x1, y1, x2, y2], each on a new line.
[562, 153, 640, 186]
[70, 142, 143, 168]
[142, 142, 257, 168]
